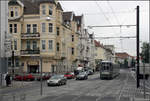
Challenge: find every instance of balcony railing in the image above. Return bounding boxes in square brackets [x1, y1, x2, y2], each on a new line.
[21, 32, 40, 39]
[21, 50, 40, 55]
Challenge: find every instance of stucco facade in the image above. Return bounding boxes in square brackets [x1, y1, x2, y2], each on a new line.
[8, 0, 81, 74]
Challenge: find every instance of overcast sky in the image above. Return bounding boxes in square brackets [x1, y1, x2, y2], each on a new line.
[60, 1, 149, 56]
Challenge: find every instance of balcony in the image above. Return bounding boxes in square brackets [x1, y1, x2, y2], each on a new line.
[21, 50, 40, 56]
[21, 32, 40, 39]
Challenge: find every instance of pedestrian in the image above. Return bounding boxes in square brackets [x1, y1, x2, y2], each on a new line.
[5, 73, 11, 87]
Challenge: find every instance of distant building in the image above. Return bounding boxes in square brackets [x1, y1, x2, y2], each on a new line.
[115, 52, 133, 67]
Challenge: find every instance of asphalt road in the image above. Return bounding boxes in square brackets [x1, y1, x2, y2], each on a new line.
[1, 69, 147, 101]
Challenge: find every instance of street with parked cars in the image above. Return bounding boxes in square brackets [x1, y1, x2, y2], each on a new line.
[1, 69, 150, 101]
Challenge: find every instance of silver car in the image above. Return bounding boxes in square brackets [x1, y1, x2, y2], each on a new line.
[76, 72, 88, 80]
[47, 75, 67, 86]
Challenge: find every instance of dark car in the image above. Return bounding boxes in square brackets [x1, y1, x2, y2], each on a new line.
[76, 72, 88, 80]
[64, 72, 75, 79]
[88, 69, 94, 75]
[37, 73, 51, 81]
[47, 75, 67, 86]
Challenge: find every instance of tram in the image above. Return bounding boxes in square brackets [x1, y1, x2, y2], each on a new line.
[100, 61, 120, 79]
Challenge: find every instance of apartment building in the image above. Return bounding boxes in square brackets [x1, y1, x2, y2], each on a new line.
[8, 0, 81, 74]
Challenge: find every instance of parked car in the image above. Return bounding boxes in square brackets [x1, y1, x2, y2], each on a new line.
[14, 74, 35, 81]
[76, 72, 88, 80]
[47, 75, 67, 86]
[37, 73, 51, 81]
[88, 69, 94, 75]
[64, 72, 75, 79]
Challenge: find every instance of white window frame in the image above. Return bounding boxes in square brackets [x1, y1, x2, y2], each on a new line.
[9, 24, 13, 33]
[49, 23, 53, 33]
[42, 40, 46, 50]
[42, 5, 46, 15]
[41, 23, 46, 33]
[48, 40, 53, 50]
[49, 5, 53, 15]
[15, 7, 18, 17]
[33, 24, 37, 33]
[10, 7, 14, 17]
[27, 24, 31, 33]
[14, 24, 17, 33]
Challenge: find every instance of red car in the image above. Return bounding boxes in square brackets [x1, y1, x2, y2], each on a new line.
[14, 74, 35, 81]
[64, 72, 75, 79]
[37, 73, 51, 81]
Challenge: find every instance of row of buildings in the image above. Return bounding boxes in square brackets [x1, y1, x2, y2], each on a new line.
[0, 0, 134, 75]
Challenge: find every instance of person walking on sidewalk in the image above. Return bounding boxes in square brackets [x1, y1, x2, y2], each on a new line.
[5, 73, 11, 87]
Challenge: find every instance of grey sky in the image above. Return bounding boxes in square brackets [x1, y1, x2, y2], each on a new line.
[60, 1, 149, 56]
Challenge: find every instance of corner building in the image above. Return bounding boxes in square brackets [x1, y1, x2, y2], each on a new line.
[8, 0, 80, 74]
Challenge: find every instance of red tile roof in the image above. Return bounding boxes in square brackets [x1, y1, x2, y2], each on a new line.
[115, 52, 130, 59]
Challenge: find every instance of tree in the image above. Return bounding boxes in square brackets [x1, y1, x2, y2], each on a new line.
[124, 59, 128, 68]
[140, 42, 149, 63]
[131, 58, 136, 67]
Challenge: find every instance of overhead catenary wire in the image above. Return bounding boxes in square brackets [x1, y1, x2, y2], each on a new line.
[107, 0, 120, 25]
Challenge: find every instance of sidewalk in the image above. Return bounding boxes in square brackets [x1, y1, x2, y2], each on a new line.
[0, 80, 34, 90]
[126, 70, 150, 101]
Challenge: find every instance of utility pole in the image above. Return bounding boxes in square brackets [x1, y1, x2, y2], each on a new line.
[40, 57, 43, 96]
[0, 0, 2, 87]
[136, 5, 140, 88]
[12, 50, 15, 75]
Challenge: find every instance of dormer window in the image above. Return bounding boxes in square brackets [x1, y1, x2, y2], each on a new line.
[42, 5, 46, 15]
[10, 7, 14, 17]
[49, 5, 53, 15]
[15, 7, 18, 17]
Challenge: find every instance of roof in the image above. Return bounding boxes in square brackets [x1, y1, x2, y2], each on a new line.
[94, 40, 101, 47]
[94, 40, 105, 48]
[73, 15, 82, 27]
[21, 0, 39, 14]
[9, 0, 57, 15]
[56, 2, 63, 11]
[38, 0, 56, 4]
[115, 52, 130, 59]
[63, 12, 73, 21]
[8, 0, 20, 6]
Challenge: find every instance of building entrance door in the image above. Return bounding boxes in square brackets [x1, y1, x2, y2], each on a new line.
[28, 65, 39, 73]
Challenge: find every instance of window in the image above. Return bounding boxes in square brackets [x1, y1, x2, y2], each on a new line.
[26, 40, 31, 50]
[72, 47, 74, 55]
[56, 27, 59, 36]
[14, 40, 17, 50]
[72, 35, 74, 42]
[49, 5, 53, 15]
[42, 5, 46, 15]
[56, 43, 59, 51]
[15, 7, 18, 17]
[48, 40, 53, 50]
[10, 7, 14, 17]
[14, 24, 17, 33]
[42, 40, 46, 50]
[8, 58, 11, 67]
[33, 41, 37, 50]
[15, 58, 19, 67]
[42, 23, 46, 32]
[33, 24, 37, 33]
[49, 23, 53, 32]
[9, 24, 13, 33]
[27, 24, 31, 33]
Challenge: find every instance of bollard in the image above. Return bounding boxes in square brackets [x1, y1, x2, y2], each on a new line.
[13, 95, 16, 101]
